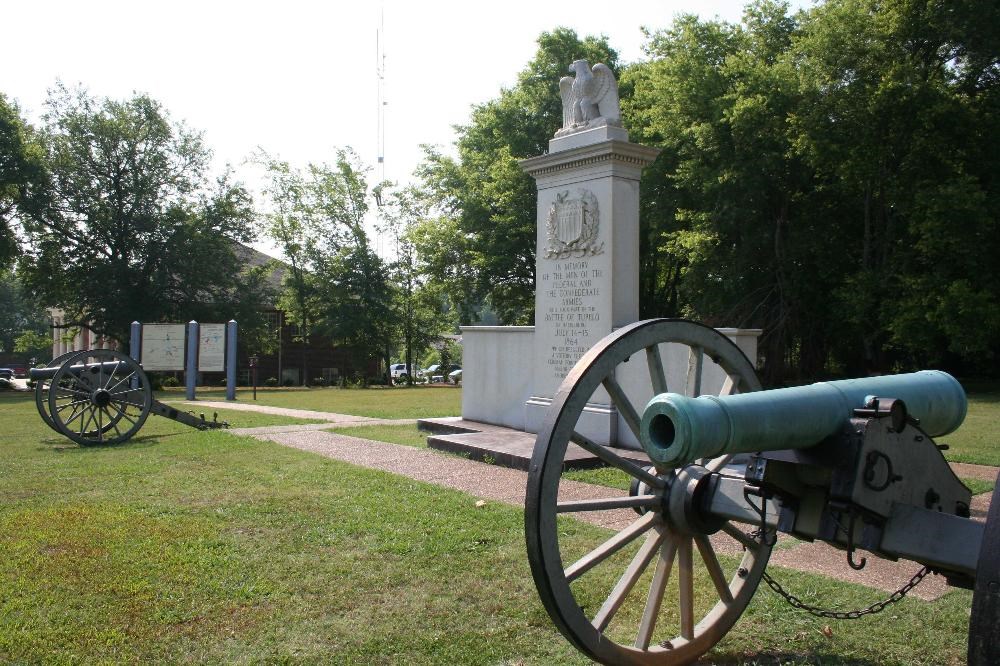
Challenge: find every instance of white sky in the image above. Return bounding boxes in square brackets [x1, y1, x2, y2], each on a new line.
[3, 0, 809, 256]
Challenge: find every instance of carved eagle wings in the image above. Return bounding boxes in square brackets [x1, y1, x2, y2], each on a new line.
[559, 60, 621, 130]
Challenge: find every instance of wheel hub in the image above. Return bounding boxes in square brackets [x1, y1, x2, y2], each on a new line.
[91, 388, 112, 408]
[662, 465, 726, 536]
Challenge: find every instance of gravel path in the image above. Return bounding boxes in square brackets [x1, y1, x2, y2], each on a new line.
[223, 410, 993, 603]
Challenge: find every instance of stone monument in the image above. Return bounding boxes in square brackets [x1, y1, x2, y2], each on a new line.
[460, 61, 759, 446]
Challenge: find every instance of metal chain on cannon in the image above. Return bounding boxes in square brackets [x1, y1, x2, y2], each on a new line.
[760, 565, 931, 620]
[744, 526, 932, 620]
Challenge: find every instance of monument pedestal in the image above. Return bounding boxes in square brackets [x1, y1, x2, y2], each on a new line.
[458, 59, 761, 456]
[519, 139, 659, 444]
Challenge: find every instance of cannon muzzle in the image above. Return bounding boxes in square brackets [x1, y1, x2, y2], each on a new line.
[640, 370, 967, 467]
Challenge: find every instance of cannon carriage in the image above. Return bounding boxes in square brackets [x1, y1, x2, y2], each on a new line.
[526, 319, 998, 665]
[31, 348, 228, 446]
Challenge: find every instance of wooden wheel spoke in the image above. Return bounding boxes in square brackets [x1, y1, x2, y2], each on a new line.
[645, 344, 668, 395]
[557, 495, 660, 513]
[678, 537, 695, 639]
[593, 528, 667, 631]
[113, 407, 139, 427]
[570, 431, 664, 490]
[719, 374, 739, 396]
[686, 346, 705, 397]
[79, 407, 96, 436]
[54, 387, 90, 399]
[703, 454, 735, 473]
[695, 534, 734, 605]
[602, 375, 642, 441]
[102, 362, 120, 391]
[56, 398, 89, 412]
[565, 512, 659, 583]
[103, 407, 122, 438]
[635, 534, 679, 649]
[721, 521, 760, 551]
[107, 371, 138, 394]
[62, 403, 87, 426]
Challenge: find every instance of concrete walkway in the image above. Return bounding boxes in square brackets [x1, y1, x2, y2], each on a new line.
[218, 405, 993, 602]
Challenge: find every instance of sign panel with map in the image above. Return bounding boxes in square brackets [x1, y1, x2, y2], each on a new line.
[198, 323, 226, 372]
[140, 324, 186, 371]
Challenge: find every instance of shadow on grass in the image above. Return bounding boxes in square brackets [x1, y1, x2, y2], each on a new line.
[701, 652, 882, 665]
[37, 432, 181, 453]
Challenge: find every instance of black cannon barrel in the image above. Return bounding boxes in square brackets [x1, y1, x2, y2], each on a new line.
[30, 360, 130, 381]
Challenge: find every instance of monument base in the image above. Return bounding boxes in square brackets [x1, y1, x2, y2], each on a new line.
[524, 396, 620, 446]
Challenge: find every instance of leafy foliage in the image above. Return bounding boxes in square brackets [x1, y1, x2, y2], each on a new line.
[416, 29, 620, 325]
[259, 149, 396, 381]
[16, 85, 271, 347]
[0, 94, 45, 263]
[630, 0, 1000, 381]
[0, 267, 48, 355]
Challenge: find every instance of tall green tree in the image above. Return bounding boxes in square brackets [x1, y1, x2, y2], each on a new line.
[417, 29, 620, 324]
[631, 2, 841, 383]
[790, 0, 1000, 373]
[0, 267, 49, 356]
[0, 93, 45, 262]
[377, 184, 453, 385]
[259, 149, 396, 382]
[17, 85, 270, 348]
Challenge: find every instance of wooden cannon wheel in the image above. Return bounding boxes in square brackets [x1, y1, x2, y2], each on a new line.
[969, 472, 1000, 665]
[34, 350, 81, 432]
[525, 319, 770, 665]
[45, 349, 153, 446]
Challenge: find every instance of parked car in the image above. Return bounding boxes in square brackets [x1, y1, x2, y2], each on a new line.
[0, 368, 14, 381]
[390, 363, 419, 380]
[425, 364, 461, 383]
[10, 364, 27, 378]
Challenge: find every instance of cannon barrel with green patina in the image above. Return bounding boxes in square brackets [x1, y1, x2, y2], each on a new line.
[639, 370, 967, 467]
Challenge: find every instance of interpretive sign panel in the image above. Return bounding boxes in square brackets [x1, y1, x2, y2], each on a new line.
[141, 324, 186, 371]
[198, 323, 226, 372]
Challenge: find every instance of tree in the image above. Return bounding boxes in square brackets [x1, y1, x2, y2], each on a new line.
[417, 29, 620, 324]
[259, 149, 397, 383]
[16, 85, 271, 348]
[0, 267, 49, 357]
[376, 184, 453, 385]
[258, 153, 319, 383]
[0, 93, 45, 263]
[790, 0, 1000, 373]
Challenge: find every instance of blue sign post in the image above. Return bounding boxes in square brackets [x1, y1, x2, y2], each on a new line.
[185, 320, 199, 401]
[225, 320, 238, 401]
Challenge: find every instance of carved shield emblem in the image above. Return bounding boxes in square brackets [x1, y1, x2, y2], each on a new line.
[555, 199, 583, 245]
[545, 189, 604, 259]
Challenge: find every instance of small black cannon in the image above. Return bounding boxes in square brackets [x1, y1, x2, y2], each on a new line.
[31, 348, 228, 446]
[526, 319, 999, 665]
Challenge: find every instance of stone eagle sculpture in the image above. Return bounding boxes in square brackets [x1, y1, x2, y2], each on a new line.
[556, 60, 622, 137]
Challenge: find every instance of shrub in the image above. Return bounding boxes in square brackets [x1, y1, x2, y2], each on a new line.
[264, 377, 278, 387]
[312, 376, 329, 387]
[162, 376, 180, 387]
[282, 378, 295, 387]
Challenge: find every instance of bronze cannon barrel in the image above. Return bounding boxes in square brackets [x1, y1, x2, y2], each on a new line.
[639, 370, 967, 467]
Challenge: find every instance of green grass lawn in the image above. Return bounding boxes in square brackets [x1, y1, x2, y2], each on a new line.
[167, 386, 462, 419]
[0, 392, 979, 664]
[942, 390, 1000, 467]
